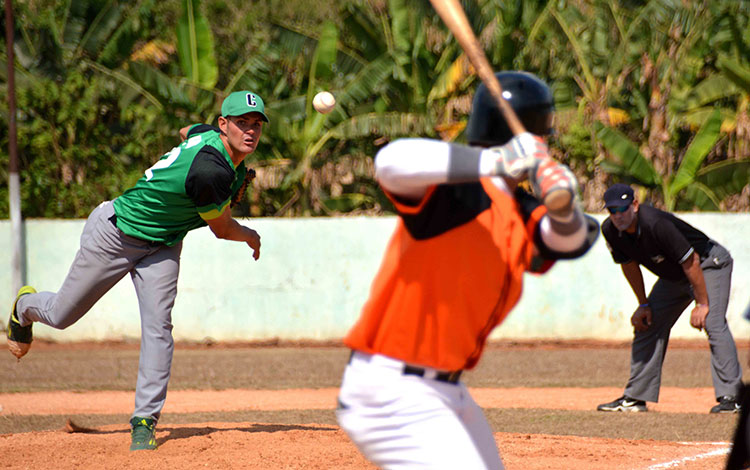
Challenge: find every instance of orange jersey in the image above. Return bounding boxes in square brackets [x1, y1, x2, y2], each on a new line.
[344, 178, 551, 371]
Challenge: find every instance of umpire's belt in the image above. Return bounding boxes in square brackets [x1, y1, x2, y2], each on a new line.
[699, 240, 716, 261]
[348, 350, 462, 385]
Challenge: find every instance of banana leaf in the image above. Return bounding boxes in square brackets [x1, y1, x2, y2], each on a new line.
[329, 112, 434, 140]
[695, 160, 750, 201]
[313, 22, 339, 81]
[176, 0, 218, 89]
[322, 193, 376, 213]
[717, 56, 750, 93]
[684, 183, 721, 211]
[77, 1, 124, 59]
[595, 121, 660, 186]
[682, 74, 738, 111]
[669, 107, 722, 196]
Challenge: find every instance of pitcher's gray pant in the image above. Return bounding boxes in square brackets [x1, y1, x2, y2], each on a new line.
[624, 242, 742, 403]
[15, 200, 182, 420]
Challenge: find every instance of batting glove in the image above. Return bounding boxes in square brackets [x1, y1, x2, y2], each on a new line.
[488, 132, 549, 182]
[530, 158, 579, 220]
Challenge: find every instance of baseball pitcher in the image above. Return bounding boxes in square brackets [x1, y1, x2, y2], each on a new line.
[7, 91, 266, 451]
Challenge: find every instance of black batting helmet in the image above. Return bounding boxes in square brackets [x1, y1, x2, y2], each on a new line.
[465, 71, 554, 147]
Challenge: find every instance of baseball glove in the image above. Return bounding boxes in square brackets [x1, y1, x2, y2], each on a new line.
[231, 168, 256, 208]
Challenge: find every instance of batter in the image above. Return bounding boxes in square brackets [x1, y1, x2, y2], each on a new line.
[336, 72, 599, 469]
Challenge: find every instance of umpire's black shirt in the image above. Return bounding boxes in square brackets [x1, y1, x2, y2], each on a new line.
[602, 204, 712, 282]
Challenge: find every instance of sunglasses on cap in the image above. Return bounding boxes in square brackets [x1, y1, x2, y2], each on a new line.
[607, 204, 630, 214]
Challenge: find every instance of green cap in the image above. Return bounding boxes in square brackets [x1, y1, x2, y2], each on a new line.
[221, 91, 269, 122]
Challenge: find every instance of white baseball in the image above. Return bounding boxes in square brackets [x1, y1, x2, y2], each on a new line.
[313, 91, 336, 114]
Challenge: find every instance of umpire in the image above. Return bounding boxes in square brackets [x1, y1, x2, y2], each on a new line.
[597, 183, 742, 414]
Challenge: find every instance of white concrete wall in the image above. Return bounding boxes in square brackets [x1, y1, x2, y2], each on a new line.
[1, 213, 749, 343]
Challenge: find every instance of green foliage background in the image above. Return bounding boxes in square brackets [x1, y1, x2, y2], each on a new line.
[1, 0, 749, 218]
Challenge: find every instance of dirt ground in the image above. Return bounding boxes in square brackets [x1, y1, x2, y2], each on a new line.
[0, 422, 734, 470]
[0, 340, 744, 469]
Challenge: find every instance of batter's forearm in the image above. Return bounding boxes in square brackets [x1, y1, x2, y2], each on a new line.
[375, 139, 473, 199]
[375, 136, 542, 199]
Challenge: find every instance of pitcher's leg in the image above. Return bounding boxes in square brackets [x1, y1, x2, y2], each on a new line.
[16, 201, 136, 329]
[625, 278, 691, 402]
[130, 241, 182, 420]
[701, 249, 742, 399]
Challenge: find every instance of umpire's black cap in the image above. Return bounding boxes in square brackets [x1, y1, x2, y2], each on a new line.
[603, 183, 635, 208]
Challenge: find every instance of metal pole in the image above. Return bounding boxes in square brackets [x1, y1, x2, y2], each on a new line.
[6, 0, 25, 295]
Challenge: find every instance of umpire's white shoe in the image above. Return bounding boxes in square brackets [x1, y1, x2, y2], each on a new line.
[597, 395, 647, 412]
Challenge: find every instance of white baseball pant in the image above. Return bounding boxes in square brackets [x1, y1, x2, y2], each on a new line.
[336, 351, 505, 469]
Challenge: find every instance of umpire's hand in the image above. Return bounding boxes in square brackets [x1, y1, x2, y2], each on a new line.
[631, 306, 652, 332]
[689, 304, 709, 331]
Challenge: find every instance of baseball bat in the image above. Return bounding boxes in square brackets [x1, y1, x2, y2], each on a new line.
[429, 0, 572, 212]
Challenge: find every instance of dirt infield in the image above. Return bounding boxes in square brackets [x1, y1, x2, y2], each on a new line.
[0, 341, 744, 469]
[0, 386, 728, 415]
[0, 420, 733, 470]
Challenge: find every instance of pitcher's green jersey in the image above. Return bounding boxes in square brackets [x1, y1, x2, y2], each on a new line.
[113, 125, 248, 246]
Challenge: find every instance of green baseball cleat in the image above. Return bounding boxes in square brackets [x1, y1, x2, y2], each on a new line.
[130, 417, 158, 451]
[7, 286, 37, 359]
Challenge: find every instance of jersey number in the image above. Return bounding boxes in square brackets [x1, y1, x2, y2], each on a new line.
[144, 135, 202, 180]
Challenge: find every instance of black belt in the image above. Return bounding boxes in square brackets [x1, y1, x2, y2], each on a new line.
[402, 365, 462, 384]
[700, 240, 716, 261]
[348, 350, 463, 385]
